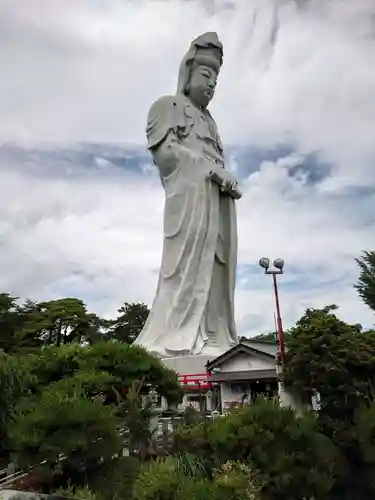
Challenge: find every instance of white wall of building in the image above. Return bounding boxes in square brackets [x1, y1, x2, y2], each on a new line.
[214, 351, 277, 411]
[218, 352, 274, 373]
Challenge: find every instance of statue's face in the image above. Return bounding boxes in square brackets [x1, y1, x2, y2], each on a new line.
[188, 65, 217, 108]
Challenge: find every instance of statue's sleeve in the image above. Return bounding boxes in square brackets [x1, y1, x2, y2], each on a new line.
[146, 95, 185, 150]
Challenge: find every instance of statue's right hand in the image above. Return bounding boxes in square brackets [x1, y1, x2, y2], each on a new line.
[152, 133, 183, 178]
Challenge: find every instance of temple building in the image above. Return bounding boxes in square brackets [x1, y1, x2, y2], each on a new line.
[164, 338, 279, 414]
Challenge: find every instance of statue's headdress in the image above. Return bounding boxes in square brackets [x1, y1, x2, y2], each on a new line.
[177, 32, 223, 95]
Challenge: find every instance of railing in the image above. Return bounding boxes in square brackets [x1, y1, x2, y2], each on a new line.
[0, 470, 29, 489]
[177, 372, 212, 390]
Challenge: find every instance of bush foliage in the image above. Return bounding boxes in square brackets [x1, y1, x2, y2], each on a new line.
[174, 397, 339, 499]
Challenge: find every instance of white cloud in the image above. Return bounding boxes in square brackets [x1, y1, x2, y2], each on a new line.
[0, 0, 374, 336]
[0, 0, 374, 182]
[0, 146, 373, 336]
[236, 155, 375, 332]
[0, 161, 163, 312]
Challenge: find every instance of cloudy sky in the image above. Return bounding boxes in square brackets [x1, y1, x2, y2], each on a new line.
[0, 0, 374, 336]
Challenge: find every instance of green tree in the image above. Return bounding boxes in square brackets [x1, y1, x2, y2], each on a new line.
[351, 401, 375, 496]
[284, 306, 375, 429]
[0, 294, 41, 354]
[0, 352, 34, 461]
[284, 305, 375, 499]
[9, 373, 123, 473]
[252, 332, 277, 342]
[29, 298, 104, 346]
[0, 295, 149, 351]
[108, 302, 149, 344]
[251, 331, 291, 344]
[355, 250, 375, 314]
[5, 342, 182, 488]
[115, 378, 155, 460]
[173, 397, 338, 500]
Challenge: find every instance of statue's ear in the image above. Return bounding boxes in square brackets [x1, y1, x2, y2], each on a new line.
[183, 59, 195, 95]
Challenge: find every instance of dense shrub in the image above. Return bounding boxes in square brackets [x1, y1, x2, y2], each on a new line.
[174, 397, 340, 499]
[87, 456, 141, 500]
[133, 457, 180, 500]
[133, 456, 261, 500]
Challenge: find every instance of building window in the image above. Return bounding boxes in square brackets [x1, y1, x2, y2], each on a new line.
[251, 380, 278, 399]
[230, 382, 250, 394]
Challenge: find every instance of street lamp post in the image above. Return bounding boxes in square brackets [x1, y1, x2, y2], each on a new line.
[258, 258, 298, 410]
[259, 257, 285, 366]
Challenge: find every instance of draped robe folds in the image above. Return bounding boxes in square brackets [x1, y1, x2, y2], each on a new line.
[134, 93, 239, 357]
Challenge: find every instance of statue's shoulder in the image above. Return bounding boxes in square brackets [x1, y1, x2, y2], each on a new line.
[146, 95, 187, 150]
[148, 94, 185, 114]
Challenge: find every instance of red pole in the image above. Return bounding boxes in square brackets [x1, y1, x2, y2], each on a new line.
[272, 273, 285, 363]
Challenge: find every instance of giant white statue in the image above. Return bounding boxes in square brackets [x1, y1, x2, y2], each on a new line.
[135, 32, 241, 358]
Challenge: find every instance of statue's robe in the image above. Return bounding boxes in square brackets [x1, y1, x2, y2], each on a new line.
[134, 93, 238, 357]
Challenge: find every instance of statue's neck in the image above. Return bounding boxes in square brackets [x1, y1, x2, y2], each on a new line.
[185, 95, 207, 112]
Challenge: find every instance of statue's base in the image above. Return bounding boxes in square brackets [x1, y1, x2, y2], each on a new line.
[161, 354, 216, 374]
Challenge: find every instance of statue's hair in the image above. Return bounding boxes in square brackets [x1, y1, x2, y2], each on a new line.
[177, 32, 223, 95]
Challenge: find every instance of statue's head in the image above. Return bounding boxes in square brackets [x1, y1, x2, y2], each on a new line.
[177, 32, 223, 109]
[187, 64, 218, 108]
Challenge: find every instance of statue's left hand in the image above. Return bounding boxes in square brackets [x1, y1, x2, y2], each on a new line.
[208, 167, 242, 199]
[221, 179, 238, 193]
[217, 169, 238, 192]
